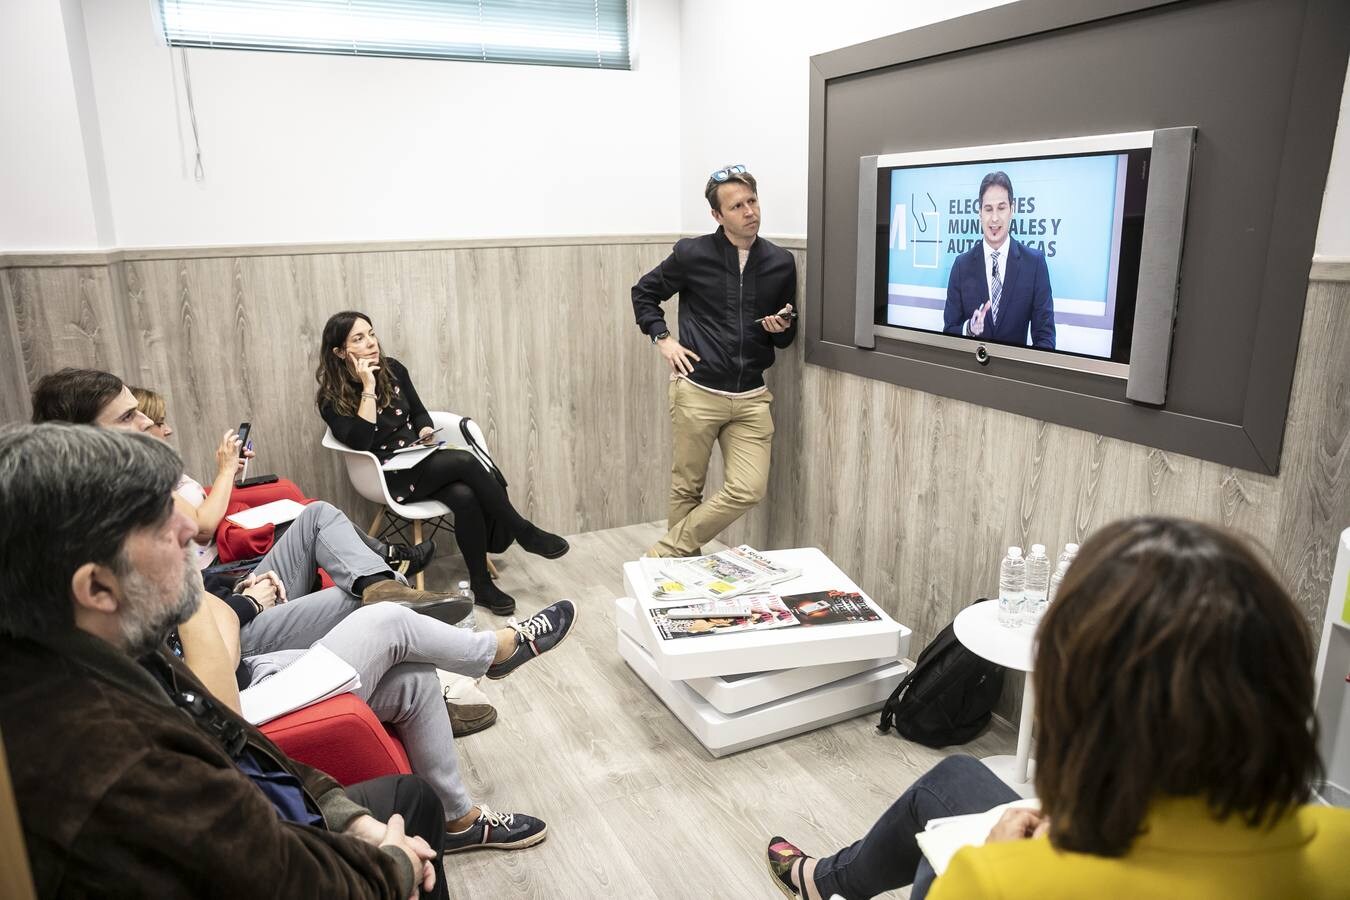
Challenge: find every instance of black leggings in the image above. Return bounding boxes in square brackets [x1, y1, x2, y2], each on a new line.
[412, 450, 532, 580]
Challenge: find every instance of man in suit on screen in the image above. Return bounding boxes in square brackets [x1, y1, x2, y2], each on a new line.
[943, 171, 1056, 349]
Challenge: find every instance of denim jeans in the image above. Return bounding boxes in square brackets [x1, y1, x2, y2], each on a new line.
[811, 754, 1018, 900]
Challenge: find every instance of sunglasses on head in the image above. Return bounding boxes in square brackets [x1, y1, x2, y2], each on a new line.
[709, 164, 747, 183]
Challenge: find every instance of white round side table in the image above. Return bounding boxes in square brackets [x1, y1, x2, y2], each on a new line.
[952, 600, 1037, 798]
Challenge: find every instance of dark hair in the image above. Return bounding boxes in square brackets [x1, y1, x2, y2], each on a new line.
[978, 171, 1014, 206]
[31, 367, 124, 425]
[0, 424, 182, 639]
[705, 169, 759, 212]
[314, 310, 394, 416]
[1034, 516, 1320, 856]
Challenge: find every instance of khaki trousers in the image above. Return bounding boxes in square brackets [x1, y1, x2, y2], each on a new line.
[649, 379, 774, 557]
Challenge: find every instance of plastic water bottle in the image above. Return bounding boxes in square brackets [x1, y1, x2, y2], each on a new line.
[997, 546, 1026, 627]
[454, 580, 478, 631]
[1045, 542, 1079, 607]
[1047, 558, 1070, 605]
[1023, 544, 1051, 626]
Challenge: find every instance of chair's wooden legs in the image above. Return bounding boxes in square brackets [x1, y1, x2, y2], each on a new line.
[487, 557, 500, 580]
[413, 520, 425, 591]
[368, 507, 386, 538]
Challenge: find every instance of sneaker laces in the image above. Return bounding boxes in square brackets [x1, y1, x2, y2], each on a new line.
[476, 804, 515, 828]
[508, 609, 555, 644]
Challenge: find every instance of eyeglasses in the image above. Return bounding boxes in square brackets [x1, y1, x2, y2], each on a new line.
[709, 164, 747, 183]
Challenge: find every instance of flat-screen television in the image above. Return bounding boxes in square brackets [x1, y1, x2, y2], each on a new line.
[854, 129, 1195, 402]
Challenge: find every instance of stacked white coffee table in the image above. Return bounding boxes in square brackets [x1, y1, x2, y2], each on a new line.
[616, 547, 912, 756]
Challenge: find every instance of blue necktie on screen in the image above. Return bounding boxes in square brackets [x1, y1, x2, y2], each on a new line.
[990, 251, 1002, 325]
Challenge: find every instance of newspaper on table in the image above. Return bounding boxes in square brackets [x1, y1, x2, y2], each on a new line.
[640, 545, 801, 603]
[648, 593, 799, 640]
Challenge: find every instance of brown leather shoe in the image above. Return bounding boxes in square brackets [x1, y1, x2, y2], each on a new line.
[361, 579, 473, 624]
[446, 697, 498, 736]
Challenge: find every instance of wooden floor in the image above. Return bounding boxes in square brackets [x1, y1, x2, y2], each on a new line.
[419, 521, 1016, 900]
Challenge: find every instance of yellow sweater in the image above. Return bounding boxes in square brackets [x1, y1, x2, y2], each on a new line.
[928, 797, 1350, 900]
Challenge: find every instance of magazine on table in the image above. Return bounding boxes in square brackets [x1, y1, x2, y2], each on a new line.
[782, 589, 882, 626]
[642, 545, 802, 602]
[648, 593, 799, 640]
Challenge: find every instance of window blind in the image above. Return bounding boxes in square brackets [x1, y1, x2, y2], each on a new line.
[159, 0, 631, 70]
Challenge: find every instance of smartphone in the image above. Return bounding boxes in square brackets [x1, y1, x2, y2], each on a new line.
[754, 309, 799, 324]
[235, 422, 252, 457]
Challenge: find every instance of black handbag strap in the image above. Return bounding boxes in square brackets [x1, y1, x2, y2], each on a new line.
[459, 417, 508, 489]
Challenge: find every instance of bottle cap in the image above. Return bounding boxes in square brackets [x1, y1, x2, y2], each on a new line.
[1031, 543, 1046, 554]
[457, 580, 471, 589]
[1008, 546, 1022, 557]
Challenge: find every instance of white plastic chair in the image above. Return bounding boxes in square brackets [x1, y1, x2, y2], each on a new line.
[322, 410, 499, 590]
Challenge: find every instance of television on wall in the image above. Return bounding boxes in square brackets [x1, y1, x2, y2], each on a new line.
[853, 128, 1195, 404]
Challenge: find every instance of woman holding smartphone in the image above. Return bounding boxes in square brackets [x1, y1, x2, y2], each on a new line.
[315, 310, 569, 616]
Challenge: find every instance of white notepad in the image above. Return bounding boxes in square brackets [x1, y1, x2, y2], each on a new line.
[239, 644, 361, 725]
[915, 798, 1041, 875]
[224, 498, 307, 530]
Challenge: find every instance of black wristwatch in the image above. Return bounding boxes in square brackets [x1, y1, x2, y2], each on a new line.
[651, 330, 670, 343]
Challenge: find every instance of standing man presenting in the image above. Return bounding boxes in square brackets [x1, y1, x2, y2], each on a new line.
[632, 164, 797, 558]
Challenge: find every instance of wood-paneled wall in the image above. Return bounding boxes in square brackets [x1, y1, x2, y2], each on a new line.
[3, 242, 1347, 679]
[2, 240, 682, 537]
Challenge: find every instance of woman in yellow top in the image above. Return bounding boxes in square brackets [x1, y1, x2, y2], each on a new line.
[767, 516, 1350, 899]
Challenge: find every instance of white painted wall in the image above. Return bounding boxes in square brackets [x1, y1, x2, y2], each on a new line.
[677, 0, 1017, 240]
[0, 0, 108, 250]
[72, 0, 682, 247]
[677, 0, 1350, 260]
[2, 0, 1346, 253]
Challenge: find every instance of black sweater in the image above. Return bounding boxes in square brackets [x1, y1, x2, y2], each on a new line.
[320, 357, 438, 504]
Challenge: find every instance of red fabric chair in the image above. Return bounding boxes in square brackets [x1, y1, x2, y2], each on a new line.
[260, 693, 412, 785]
[212, 479, 406, 780]
[211, 477, 336, 587]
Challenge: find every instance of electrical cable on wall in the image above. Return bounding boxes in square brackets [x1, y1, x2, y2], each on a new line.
[180, 48, 205, 181]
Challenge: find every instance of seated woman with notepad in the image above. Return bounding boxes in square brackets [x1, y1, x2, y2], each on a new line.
[765, 516, 1349, 900]
[316, 310, 571, 616]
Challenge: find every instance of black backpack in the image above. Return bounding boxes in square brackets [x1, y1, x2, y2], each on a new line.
[877, 599, 1005, 747]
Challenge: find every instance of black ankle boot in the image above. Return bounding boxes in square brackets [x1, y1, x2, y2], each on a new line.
[471, 577, 516, 616]
[384, 538, 435, 577]
[517, 525, 569, 560]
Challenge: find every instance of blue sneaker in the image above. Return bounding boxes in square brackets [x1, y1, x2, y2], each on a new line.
[444, 806, 547, 853]
[485, 600, 577, 680]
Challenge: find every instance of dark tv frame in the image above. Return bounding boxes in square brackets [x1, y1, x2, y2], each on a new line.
[804, 0, 1350, 474]
[853, 128, 1194, 403]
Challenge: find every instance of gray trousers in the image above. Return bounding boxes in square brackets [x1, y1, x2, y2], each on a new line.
[246, 603, 498, 820]
[239, 501, 396, 658]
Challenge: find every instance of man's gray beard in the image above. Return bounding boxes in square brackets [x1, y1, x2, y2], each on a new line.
[120, 558, 204, 658]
